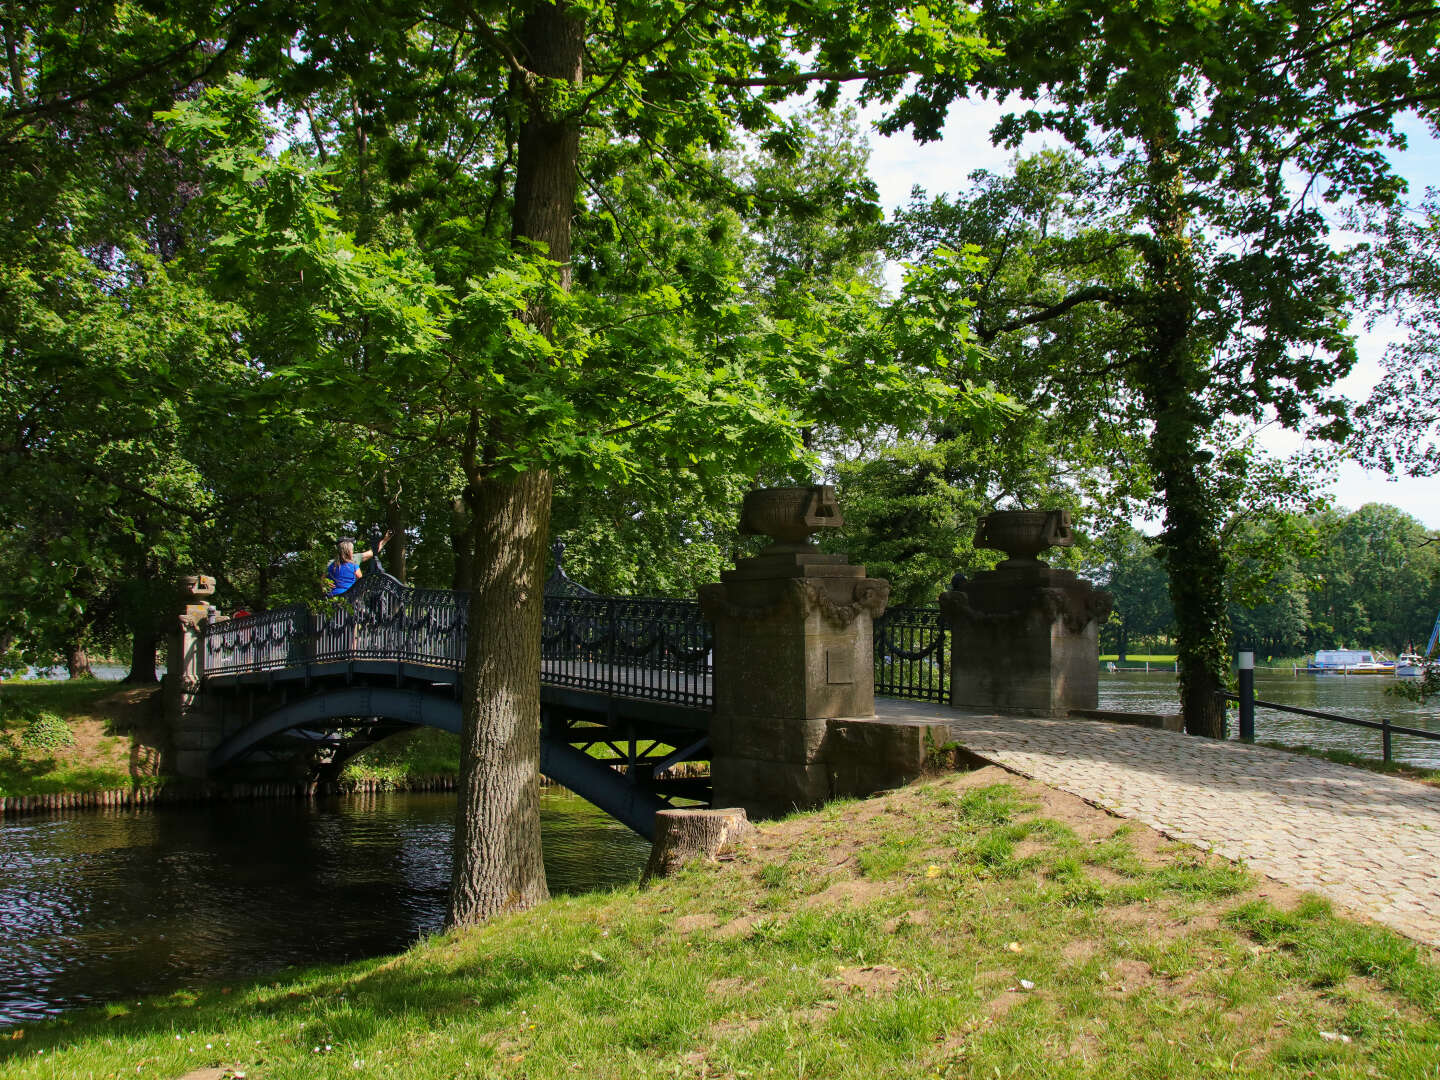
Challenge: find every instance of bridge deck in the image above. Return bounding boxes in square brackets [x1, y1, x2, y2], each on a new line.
[878, 699, 1440, 949]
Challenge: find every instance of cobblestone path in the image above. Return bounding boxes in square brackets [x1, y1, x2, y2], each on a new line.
[877, 701, 1440, 947]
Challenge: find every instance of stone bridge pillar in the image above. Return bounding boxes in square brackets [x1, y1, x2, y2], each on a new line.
[700, 486, 891, 818]
[941, 510, 1112, 716]
[162, 575, 224, 779]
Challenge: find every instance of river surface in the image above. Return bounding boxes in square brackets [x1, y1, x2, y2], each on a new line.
[0, 789, 648, 1029]
[1099, 669, 1440, 768]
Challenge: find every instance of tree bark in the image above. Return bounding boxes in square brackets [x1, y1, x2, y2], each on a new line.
[1138, 127, 1229, 740]
[446, 0, 585, 928]
[643, 808, 752, 882]
[124, 627, 158, 684]
[66, 642, 93, 680]
[446, 467, 554, 926]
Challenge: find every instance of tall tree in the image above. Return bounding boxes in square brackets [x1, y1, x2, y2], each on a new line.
[891, 1, 1430, 735]
[163, 0, 1001, 927]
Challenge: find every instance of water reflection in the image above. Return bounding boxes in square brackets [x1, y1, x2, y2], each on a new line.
[0, 789, 648, 1028]
[1099, 670, 1440, 768]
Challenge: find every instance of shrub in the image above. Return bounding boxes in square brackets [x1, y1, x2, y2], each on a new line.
[21, 711, 75, 752]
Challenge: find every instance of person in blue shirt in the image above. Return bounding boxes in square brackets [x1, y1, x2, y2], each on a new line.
[324, 533, 391, 596]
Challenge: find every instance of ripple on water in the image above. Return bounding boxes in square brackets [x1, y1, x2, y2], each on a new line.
[0, 788, 648, 1027]
[1099, 669, 1440, 769]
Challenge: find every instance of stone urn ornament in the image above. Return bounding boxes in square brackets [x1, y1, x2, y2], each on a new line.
[974, 509, 1073, 567]
[739, 485, 843, 553]
[178, 574, 216, 599]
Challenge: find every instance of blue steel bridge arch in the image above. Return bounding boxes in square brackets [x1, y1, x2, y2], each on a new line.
[198, 555, 718, 839]
[207, 686, 682, 838]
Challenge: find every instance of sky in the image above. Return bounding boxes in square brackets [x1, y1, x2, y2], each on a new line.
[857, 99, 1440, 531]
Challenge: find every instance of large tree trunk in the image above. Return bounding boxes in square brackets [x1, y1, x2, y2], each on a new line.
[1139, 127, 1229, 740]
[67, 641, 93, 680]
[446, 0, 584, 929]
[124, 627, 158, 684]
[446, 468, 554, 926]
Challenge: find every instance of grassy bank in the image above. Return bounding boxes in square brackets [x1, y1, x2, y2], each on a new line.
[0, 680, 166, 795]
[6, 766, 1437, 1079]
[339, 728, 462, 788]
[1257, 741, 1440, 787]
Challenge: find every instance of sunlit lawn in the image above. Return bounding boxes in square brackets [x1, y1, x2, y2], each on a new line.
[6, 767, 1437, 1079]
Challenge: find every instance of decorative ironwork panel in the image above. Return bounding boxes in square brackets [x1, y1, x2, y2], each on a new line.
[198, 571, 713, 709]
[873, 604, 950, 704]
[201, 605, 310, 676]
[542, 594, 713, 708]
[310, 575, 469, 669]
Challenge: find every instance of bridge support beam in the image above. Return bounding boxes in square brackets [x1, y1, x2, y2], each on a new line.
[163, 575, 226, 779]
[700, 486, 893, 819]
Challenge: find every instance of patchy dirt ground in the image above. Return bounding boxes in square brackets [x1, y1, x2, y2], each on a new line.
[0, 684, 166, 792]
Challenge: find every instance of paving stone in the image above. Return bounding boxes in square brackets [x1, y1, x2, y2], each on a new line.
[877, 701, 1440, 948]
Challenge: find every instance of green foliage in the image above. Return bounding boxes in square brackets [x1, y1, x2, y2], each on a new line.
[340, 728, 461, 786]
[19, 711, 74, 752]
[1354, 190, 1440, 476]
[890, 0, 1432, 731]
[1084, 526, 1175, 659]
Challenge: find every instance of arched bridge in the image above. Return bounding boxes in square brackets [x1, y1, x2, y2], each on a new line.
[189, 559, 951, 840]
[194, 563, 716, 839]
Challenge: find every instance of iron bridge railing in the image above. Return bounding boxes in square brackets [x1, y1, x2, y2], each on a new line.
[872, 604, 950, 704]
[201, 573, 954, 711]
[541, 594, 712, 709]
[200, 571, 712, 710]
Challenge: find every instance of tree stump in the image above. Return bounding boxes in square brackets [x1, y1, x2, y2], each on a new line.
[642, 807, 752, 881]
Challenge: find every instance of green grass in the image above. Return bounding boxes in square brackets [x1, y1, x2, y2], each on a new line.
[1099, 654, 1178, 664]
[340, 727, 463, 787]
[6, 770, 1438, 1079]
[0, 679, 160, 795]
[0, 678, 119, 720]
[1256, 741, 1440, 786]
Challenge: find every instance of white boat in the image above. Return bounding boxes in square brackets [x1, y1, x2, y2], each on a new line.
[1304, 649, 1396, 674]
[1396, 652, 1428, 677]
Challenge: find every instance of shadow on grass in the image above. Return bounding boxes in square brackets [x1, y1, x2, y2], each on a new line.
[0, 921, 583, 1065]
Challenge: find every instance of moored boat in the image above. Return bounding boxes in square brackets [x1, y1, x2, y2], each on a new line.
[1304, 649, 1396, 674]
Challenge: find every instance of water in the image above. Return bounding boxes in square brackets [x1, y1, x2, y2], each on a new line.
[19, 664, 162, 681]
[0, 789, 648, 1028]
[1099, 669, 1440, 768]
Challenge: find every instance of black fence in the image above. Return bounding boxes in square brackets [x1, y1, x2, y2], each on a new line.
[873, 604, 950, 704]
[202, 576, 955, 710]
[541, 594, 712, 709]
[201, 574, 468, 678]
[1221, 689, 1440, 763]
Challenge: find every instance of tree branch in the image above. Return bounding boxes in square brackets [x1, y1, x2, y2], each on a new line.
[714, 64, 914, 90]
[976, 285, 1134, 343]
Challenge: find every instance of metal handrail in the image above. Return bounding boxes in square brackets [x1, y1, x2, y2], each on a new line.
[1219, 689, 1440, 762]
[873, 604, 949, 704]
[202, 577, 962, 712]
[200, 572, 713, 709]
